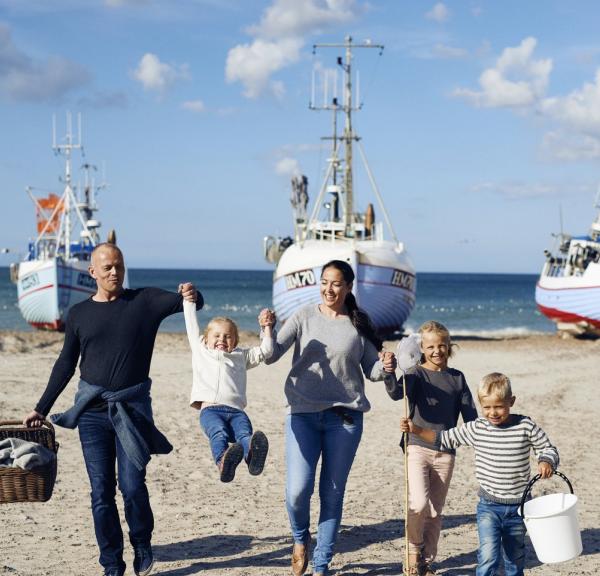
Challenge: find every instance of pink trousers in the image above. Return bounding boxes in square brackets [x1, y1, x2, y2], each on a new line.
[406, 444, 455, 562]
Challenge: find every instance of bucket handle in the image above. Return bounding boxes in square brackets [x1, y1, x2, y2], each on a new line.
[519, 470, 574, 518]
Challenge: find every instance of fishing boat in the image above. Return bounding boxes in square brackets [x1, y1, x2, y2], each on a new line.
[10, 115, 118, 330]
[263, 37, 416, 336]
[535, 194, 600, 336]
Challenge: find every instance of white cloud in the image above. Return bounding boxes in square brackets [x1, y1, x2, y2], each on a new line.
[132, 53, 189, 93]
[181, 99, 205, 112]
[541, 130, 600, 161]
[0, 22, 89, 101]
[454, 37, 552, 108]
[226, 37, 302, 98]
[226, 0, 359, 98]
[275, 156, 301, 176]
[425, 3, 449, 23]
[541, 69, 600, 135]
[249, 0, 357, 38]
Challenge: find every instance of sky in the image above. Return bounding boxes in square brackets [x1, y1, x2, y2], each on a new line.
[1, 0, 600, 273]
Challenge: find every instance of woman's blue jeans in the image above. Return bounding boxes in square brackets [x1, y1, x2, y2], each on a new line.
[285, 408, 363, 575]
[476, 497, 526, 576]
[78, 409, 153, 575]
[199, 405, 253, 463]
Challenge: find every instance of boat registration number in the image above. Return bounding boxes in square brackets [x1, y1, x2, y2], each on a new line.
[285, 269, 317, 290]
[20, 273, 40, 291]
[391, 269, 416, 291]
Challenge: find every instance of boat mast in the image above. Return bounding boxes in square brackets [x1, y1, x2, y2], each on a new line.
[53, 113, 82, 259]
[312, 36, 384, 237]
[342, 39, 354, 235]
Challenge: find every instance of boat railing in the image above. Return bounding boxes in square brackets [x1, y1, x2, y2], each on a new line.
[306, 219, 383, 242]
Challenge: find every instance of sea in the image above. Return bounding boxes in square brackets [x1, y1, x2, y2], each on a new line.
[0, 267, 554, 336]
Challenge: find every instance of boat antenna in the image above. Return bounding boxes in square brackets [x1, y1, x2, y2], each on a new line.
[559, 204, 564, 237]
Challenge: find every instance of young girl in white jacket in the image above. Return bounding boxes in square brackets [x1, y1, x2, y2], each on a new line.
[184, 300, 275, 482]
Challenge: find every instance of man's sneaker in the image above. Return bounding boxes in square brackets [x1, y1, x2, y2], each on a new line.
[133, 545, 154, 576]
[103, 570, 124, 576]
[247, 431, 269, 476]
[219, 442, 244, 482]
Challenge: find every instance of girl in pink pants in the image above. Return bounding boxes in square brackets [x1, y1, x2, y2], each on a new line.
[387, 321, 478, 576]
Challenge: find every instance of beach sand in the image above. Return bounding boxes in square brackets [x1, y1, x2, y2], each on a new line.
[0, 330, 598, 575]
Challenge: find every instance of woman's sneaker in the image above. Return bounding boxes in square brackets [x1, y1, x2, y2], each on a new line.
[219, 443, 244, 482]
[247, 431, 269, 475]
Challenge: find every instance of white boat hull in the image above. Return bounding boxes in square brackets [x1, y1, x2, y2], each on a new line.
[273, 239, 416, 334]
[535, 262, 600, 334]
[16, 259, 96, 330]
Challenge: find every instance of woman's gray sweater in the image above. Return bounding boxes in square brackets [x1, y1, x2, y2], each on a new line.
[266, 305, 387, 413]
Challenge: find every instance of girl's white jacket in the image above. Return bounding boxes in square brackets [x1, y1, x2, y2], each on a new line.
[184, 300, 273, 410]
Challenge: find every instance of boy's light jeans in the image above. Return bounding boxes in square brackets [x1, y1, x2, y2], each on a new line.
[406, 444, 455, 562]
[476, 496, 525, 576]
[285, 409, 363, 575]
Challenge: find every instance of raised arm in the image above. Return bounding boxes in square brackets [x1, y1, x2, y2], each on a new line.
[183, 299, 203, 351]
[246, 309, 275, 368]
[264, 312, 299, 364]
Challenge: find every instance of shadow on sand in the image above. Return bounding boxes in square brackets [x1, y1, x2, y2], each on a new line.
[152, 514, 480, 575]
[153, 520, 599, 575]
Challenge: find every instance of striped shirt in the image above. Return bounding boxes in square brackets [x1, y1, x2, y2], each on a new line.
[437, 414, 559, 504]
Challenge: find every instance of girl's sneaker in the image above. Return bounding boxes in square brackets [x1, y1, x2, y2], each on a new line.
[247, 430, 269, 475]
[219, 443, 244, 482]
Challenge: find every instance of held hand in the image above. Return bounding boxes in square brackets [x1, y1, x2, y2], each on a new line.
[380, 351, 397, 373]
[538, 461, 554, 479]
[178, 282, 197, 303]
[258, 308, 276, 328]
[23, 410, 45, 428]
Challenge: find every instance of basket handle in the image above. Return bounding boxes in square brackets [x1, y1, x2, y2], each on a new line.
[0, 419, 55, 432]
[519, 470, 574, 518]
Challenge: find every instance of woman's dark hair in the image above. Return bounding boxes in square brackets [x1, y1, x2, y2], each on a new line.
[321, 260, 383, 350]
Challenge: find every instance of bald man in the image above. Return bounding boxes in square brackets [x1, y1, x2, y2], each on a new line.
[23, 243, 202, 576]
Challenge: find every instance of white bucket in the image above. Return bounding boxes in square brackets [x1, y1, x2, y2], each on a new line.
[521, 473, 582, 564]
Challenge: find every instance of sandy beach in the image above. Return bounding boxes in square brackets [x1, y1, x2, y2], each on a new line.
[0, 330, 598, 576]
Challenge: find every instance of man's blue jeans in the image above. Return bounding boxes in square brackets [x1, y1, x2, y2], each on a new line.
[200, 405, 253, 463]
[285, 408, 363, 575]
[78, 409, 154, 575]
[476, 496, 526, 576]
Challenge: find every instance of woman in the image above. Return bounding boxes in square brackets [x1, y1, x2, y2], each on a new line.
[263, 260, 396, 576]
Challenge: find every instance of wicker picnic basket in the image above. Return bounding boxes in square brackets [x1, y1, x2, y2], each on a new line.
[0, 420, 59, 504]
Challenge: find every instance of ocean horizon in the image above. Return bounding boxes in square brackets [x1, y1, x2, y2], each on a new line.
[0, 267, 554, 336]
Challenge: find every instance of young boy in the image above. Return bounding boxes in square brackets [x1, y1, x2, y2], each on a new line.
[400, 372, 559, 576]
